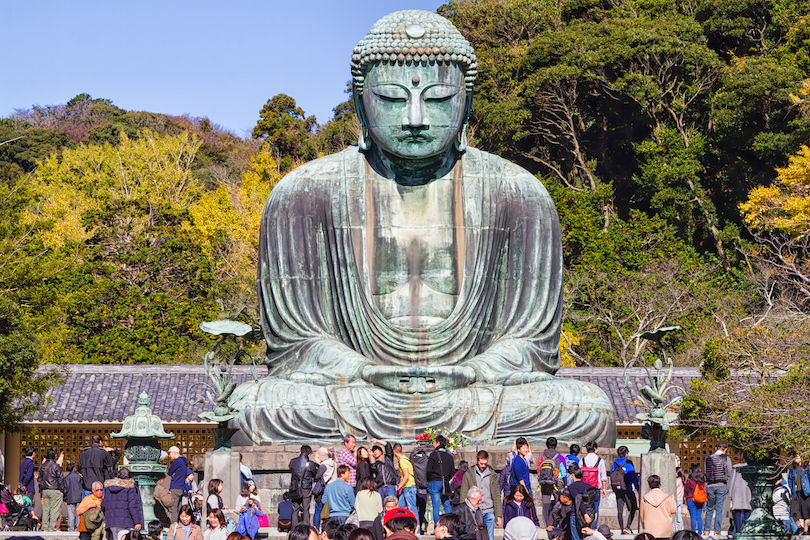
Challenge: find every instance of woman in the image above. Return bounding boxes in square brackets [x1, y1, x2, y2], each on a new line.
[450, 461, 468, 507]
[355, 447, 373, 494]
[313, 447, 336, 529]
[685, 464, 706, 535]
[235, 496, 264, 539]
[102, 468, 144, 540]
[168, 505, 203, 540]
[675, 467, 686, 526]
[503, 484, 539, 527]
[235, 480, 261, 511]
[204, 509, 228, 540]
[788, 456, 810, 535]
[729, 459, 752, 534]
[206, 479, 228, 516]
[288, 524, 319, 540]
[354, 477, 382, 529]
[632, 534, 655, 540]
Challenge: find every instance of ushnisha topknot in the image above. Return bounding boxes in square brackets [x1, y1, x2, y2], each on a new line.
[351, 10, 478, 95]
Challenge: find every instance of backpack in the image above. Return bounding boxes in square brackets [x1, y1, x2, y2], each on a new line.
[410, 452, 429, 490]
[610, 458, 628, 491]
[574, 486, 598, 527]
[581, 457, 602, 489]
[277, 500, 294, 532]
[538, 456, 560, 487]
[693, 482, 708, 504]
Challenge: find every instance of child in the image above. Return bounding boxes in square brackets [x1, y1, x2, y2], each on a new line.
[14, 486, 38, 522]
[147, 519, 164, 540]
[277, 491, 294, 533]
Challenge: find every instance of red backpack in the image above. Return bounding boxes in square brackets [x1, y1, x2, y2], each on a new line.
[582, 457, 602, 488]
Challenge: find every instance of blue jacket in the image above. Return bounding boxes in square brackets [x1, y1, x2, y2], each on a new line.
[510, 455, 531, 487]
[168, 456, 189, 490]
[611, 457, 640, 492]
[323, 479, 355, 516]
[63, 471, 84, 504]
[101, 478, 144, 529]
[19, 457, 35, 495]
[503, 501, 539, 527]
[788, 466, 810, 497]
[236, 503, 264, 538]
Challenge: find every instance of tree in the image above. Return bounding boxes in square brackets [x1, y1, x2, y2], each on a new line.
[252, 94, 317, 171]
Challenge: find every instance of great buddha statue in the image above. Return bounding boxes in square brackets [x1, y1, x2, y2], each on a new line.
[228, 10, 616, 446]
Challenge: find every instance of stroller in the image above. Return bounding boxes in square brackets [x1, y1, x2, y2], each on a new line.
[0, 485, 35, 531]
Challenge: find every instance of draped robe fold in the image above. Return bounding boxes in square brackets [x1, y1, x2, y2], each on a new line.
[228, 147, 616, 446]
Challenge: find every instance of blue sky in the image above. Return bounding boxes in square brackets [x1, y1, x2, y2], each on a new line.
[0, 1, 442, 137]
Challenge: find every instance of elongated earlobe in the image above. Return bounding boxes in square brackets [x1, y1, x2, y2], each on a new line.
[455, 124, 468, 153]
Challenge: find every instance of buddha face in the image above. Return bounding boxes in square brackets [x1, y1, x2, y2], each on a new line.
[362, 61, 467, 160]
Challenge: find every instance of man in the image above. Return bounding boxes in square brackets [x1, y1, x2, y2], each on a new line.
[610, 445, 639, 535]
[704, 441, 733, 537]
[372, 495, 399, 540]
[166, 446, 187, 524]
[337, 435, 358, 488]
[640, 475, 676, 539]
[322, 465, 355, 525]
[580, 442, 607, 523]
[19, 446, 36, 497]
[567, 466, 597, 540]
[289, 444, 318, 525]
[64, 462, 84, 532]
[371, 438, 398, 500]
[78, 435, 121, 497]
[428, 435, 457, 527]
[434, 513, 462, 540]
[38, 447, 65, 531]
[510, 438, 531, 490]
[394, 443, 419, 531]
[582, 524, 613, 540]
[451, 487, 486, 540]
[77, 481, 105, 540]
[321, 518, 342, 540]
[460, 450, 502, 540]
[240, 453, 253, 491]
[410, 447, 430, 534]
[383, 507, 419, 540]
[538, 437, 568, 527]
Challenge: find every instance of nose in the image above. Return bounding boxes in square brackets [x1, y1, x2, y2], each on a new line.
[402, 93, 429, 130]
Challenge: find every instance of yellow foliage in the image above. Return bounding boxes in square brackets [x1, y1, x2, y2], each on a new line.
[30, 129, 202, 249]
[740, 145, 810, 237]
[789, 79, 810, 117]
[187, 149, 279, 279]
[560, 328, 579, 367]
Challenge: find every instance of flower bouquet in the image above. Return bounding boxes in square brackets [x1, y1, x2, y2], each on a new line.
[415, 427, 467, 454]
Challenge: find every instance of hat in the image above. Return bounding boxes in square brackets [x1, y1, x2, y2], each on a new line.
[168, 446, 180, 454]
[383, 508, 416, 526]
[597, 524, 613, 538]
[503, 516, 538, 540]
[186, 468, 194, 476]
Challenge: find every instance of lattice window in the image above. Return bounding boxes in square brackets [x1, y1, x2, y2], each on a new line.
[21, 424, 215, 469]
[617, 426, 643, 439]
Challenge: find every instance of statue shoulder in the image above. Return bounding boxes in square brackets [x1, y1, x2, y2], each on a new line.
[464, 147, 554, 201]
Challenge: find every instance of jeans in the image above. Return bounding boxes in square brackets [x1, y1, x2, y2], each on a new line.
[705, 484, 729, 533]
[314, 500, 323, 530]
[428, 480, 452, 525]
[676, 501, 683, 523]
[594, 489, 602, 525]
[67, 503, 80, 532]
[687, 500, 703, 534]
[331, 515, 348, 525]
[732, 509, 751, 534]
[379, 485, 397, 502]
[482, 511, 495, 540]
[570, 509, 582, 540]
[398, 486, 419, 530]
[780, 519, 792, 533]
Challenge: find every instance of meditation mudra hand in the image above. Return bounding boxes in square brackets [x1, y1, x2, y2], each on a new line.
[228, 10, 616, 446]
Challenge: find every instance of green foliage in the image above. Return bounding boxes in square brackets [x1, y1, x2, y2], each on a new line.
[252, 94, 317, 170]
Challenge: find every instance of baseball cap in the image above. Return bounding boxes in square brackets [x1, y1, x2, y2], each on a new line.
[383, 508, 416, 525]
[168, 446, 180, 453]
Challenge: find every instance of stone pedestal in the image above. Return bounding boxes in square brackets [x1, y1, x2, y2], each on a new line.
[203, 450, 241, 523]
[640, 452, 678, 499]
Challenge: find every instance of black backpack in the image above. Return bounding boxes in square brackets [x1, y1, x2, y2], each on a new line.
[575, 486, 598, 527]
[610, 458, 628, 491]
[410, 451, 429, 490]
[538, 456, 560, 487]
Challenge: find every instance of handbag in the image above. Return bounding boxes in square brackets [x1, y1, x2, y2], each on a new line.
[321, 500, 330, 520]
[258, 513, 270, 528]
[346, 509, 359, 526]
[0, 503, 8, 514]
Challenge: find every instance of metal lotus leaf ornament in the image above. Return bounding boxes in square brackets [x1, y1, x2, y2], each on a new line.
[623, 326, 685, 451]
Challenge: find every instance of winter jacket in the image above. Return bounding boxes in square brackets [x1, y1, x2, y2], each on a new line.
[289, 453, 317, 493]
[38, 458, 65, 492]
[168, 456, 189, 490]
[385, 530, 418, 540]
[640, 487, 676, 539]
[372, 443, 398, 487]
[451, 500, 484, 540]
[685, 477, 705, 503]
[704, 452, 733, 485]
[503, 501, 539, 527]
[167, 523, 203, 540]
[79, 444, 122, 491]
[356, 460, 373, 491]
[428, 447, 456, 483]
[729, 465, 752, 510]
[19, 457, 35, 495]
[101, 478, 144, 530]
[154, 477, 175, 513]
[236, 502, 264, 538]
[460, 466, 502, 518]
[64, 471, 84, 504]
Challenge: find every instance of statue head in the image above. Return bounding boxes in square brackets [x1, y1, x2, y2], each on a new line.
[352, 11, 477, 176]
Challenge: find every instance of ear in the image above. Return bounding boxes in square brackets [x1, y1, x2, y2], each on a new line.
[354, 91, 371, 151]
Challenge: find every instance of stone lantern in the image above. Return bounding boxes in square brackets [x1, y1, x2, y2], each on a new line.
[111, 391, 175, 523]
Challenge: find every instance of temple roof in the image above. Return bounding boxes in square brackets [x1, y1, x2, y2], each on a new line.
[26, 364, 701, 425]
